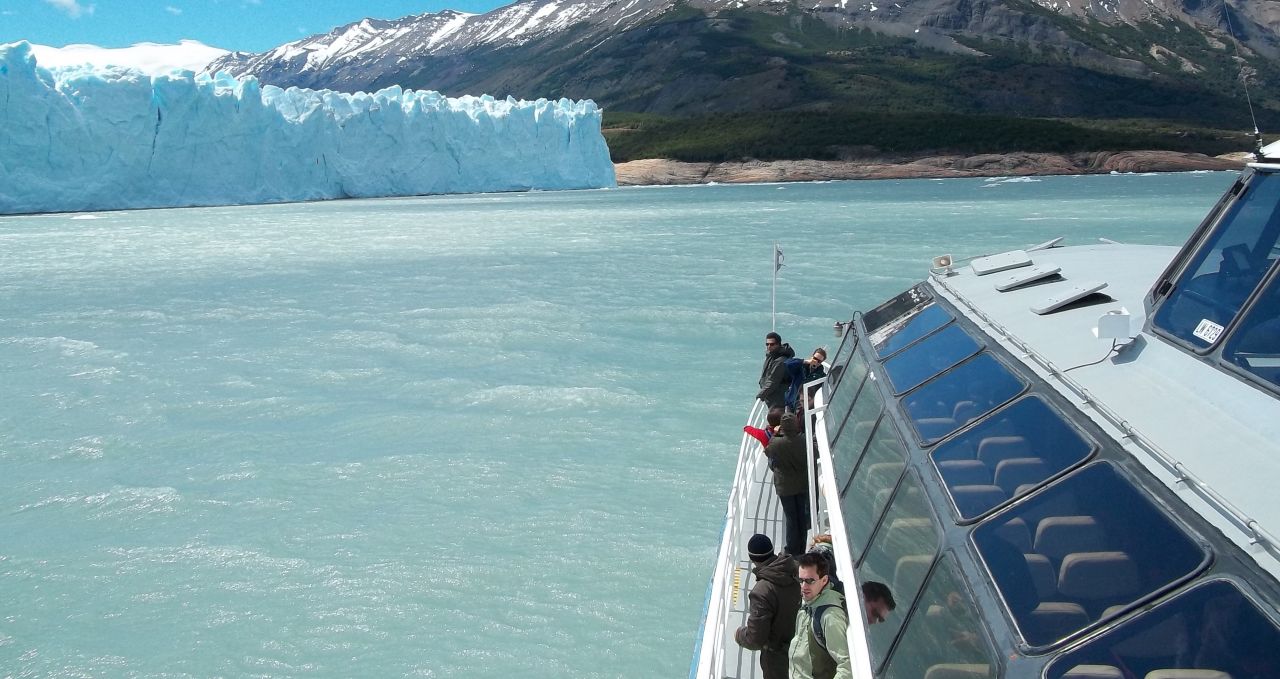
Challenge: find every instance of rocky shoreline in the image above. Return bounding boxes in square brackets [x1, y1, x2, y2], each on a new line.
[613, 151, 1248, 186]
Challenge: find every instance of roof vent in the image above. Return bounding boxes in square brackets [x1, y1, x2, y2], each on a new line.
[972, 250, 1032, 276]
[995, 263, 1061, 292]
[1031, 281, 1108, 315]
[1028, 237, 1064, 252]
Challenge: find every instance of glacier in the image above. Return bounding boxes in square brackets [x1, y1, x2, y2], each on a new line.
[0, 41, 616, 215]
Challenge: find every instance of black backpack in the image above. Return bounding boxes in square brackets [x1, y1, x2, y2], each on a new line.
[811, 596, 848, 650]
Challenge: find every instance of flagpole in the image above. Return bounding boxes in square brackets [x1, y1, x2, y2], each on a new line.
[772, 243, 783, 331]
[772, 243, 778, 331]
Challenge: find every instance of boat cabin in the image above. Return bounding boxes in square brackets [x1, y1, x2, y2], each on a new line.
[695, 159, 1280, 679]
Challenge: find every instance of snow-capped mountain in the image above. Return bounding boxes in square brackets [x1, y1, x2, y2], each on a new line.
[206, 0, 1280, 121]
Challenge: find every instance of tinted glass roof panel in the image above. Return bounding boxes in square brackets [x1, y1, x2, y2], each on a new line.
[972, 462, 1207, 648]
[901, 353, 1024, 446]
[839, 417, 908, 559]
[874, 303, 954, 358]
[931, 396, 1095, 520]
[1045, 580, 1280, 679]
[856, 470, 940, 671]
[883, 554, 997, 679]
[883, 324, 981, 395]
[827, 352, 871, 447]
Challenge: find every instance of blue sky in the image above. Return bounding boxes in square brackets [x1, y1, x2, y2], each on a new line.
[0, 0, 511, 52]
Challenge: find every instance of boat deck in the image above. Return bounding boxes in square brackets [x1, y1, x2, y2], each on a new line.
[716, 437, 789, 679]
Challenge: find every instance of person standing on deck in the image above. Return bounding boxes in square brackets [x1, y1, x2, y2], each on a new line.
[735, 533, 802, 679]
[789, 552, 851, 679]
[783, 347, 828, 411]
[762, 406, 810, 557]
[759, 332, 794, 409]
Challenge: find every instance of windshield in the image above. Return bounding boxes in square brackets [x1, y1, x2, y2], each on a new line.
[1152, 171, 1280, 347]
[1222, 270, 1280, 388]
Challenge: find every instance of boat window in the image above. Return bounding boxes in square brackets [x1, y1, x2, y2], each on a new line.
[874, 304, 954, 359]
[1045, 579, 1280, 679]
[1222, 271, 1280, 389]
[1152, 171, 1280, 348]
[864, 283, 934, 338]
[830, 371, 880, 489]
[901, 353, 1025, 446]
[931, 396, 1095, 521]
[824, 317, 859, 395]
[882, 554, 998, 679]
[827, 352, 872, 449]
[972, 462, 1207, 649]
[839, 417, 908, 560]
[856, 470, 941, 670]
[883, 324, 982, 395]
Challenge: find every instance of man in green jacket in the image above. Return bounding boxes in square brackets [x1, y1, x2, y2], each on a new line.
[789, 552, 851, 679]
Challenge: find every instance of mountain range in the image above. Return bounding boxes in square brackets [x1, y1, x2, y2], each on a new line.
[206, 0, 1280, 161]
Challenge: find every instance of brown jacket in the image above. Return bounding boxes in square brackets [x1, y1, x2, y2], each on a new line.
[735, 553, 802, 653]
[763, 412, 808, 497]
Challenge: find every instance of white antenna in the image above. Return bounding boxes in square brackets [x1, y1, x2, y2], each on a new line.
[1222, 0, 1263, 154]
[772, 244, 784, 331]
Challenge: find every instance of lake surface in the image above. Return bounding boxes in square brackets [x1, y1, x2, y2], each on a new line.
[0, 172, 1238, 677]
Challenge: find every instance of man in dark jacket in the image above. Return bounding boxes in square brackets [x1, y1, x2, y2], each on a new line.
[763, 408, 810, 557]
[757, 332, 794, 408]
[734, 533, 801, 679]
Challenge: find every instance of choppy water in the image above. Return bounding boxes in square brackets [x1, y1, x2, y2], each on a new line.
[0, 172, 1238, 678]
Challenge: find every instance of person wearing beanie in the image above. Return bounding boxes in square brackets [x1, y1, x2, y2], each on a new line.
[735, 533, 802, 679]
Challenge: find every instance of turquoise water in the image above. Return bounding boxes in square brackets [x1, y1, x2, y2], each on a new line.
[0, 172, 1238, 677]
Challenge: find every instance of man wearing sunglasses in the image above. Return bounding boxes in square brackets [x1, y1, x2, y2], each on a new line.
[758, 332, 794, 409]
[789, 552, 851, 679]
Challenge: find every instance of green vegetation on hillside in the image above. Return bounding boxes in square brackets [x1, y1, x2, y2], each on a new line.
[602, 110, 1256, 163]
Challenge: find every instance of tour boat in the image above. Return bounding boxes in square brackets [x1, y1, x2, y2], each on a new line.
[692, 145, 1280, 679]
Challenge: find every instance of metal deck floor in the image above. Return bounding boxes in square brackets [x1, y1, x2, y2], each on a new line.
[717, 452, 787, 679]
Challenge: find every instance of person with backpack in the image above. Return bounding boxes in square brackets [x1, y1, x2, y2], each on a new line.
[788, 552, 851, 679]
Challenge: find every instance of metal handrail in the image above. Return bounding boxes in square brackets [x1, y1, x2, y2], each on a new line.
[691, 397, 769, 679]
[809, 376, 877, 679]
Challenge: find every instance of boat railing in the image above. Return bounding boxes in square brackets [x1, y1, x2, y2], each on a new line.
[690, 396, 770, 679]
[807, 371, 878, 679]
[932, 272, 1280, 563]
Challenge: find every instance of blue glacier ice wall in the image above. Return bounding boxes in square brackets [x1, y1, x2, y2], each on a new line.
[0, 42, 616, 215]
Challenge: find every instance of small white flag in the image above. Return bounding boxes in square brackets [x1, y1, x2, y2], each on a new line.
[774, 244, 785, 273]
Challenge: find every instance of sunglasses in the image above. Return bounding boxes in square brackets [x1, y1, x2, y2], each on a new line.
[798, 577, 823, 585]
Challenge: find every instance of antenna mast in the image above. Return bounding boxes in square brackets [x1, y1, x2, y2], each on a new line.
[1222, 0, 1264, 156]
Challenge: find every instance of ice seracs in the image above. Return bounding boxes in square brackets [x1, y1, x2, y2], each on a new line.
[0, 41, 616, 215]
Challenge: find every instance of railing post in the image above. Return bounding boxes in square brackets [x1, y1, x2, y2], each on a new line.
[803, 376, 828, 544]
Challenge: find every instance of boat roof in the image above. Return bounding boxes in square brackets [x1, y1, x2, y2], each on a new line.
[930, 241, 1280, 577]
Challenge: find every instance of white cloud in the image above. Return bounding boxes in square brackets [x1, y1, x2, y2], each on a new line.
[43, 0, 96, 19]
[165, 5, 182, 15]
